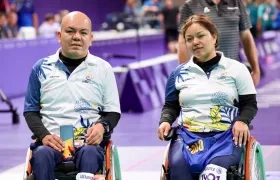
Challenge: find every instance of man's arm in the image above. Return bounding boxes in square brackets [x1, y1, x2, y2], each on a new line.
[97, 112, 120, 133]
[160, 69, 181, 125]
[24, 111, 51, 140]
[238, 1, 260, 86]
[178, 34, 190, 64]
[24, 67, 50, 140]
[177, 3, 193, 64]
[240, 29, 260, 82]
[234, 63, 258, 125]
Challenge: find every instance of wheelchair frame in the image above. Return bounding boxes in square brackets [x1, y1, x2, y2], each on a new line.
[160, 136, 266, 180]
[23, 140, 122, 180]
[0, 89, 19, 124]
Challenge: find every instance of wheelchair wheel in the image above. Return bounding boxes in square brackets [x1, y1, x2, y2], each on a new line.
[160, 142, 171, 180]
[245, 137, 266, 180]
[111, 145, 122, 180]
[23, 148, 32, 180]
[106, 141, 122, 180]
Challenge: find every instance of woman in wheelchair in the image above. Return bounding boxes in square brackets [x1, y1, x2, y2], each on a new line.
[157, 14, 258, 180]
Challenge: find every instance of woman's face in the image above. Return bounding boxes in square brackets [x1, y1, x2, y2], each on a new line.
[184, 23, 217, 62]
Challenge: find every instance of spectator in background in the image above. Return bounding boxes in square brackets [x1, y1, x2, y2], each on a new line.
[123, 0, 143, 29]
[257, 0, 275, 32]
[142, 0, 164, 28]
[59, 10, 69, 20]
[10, 0, 38, 30]
[10, 0, 38, 39]
[158, 0, 179, 53]
[38, 13, 60, 38]
[0, 0, 10, 13]
[0, 12, 8, 39]
[244, 0, 261, 38]
[6, 11, 18, 38]
[272, 0, 280, 30]
[55, 9, 69, 24]
[124, 0, 142, 17]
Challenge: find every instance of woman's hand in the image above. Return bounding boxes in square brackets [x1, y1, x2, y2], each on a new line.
[157, 122, 171, 140]
[232, 121, 250, 147]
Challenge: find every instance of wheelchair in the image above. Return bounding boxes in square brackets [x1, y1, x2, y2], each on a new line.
[160, 127, 266, 180]
[23, 135, 122, 180]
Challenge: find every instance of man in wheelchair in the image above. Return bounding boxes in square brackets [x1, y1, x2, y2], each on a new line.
[23, 11, 121, 180]
[157, 14, 258, 180]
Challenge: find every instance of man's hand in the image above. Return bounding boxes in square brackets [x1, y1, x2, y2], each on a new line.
[251, 70, 260, 86]
[42, 134, 64, 152]
[232, 121, 250, 147]
[85, 123, 105, 145]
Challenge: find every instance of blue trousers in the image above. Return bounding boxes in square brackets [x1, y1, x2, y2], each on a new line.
[168, 134, 242, 180]
[30, 145, 105, 180]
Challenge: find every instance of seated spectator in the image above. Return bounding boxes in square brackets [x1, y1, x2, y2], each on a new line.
[55, 9, 69, 24]
[38, 13, 60, 38]
[0, 0, 9, 13]
[142, 0, 163, 28]
[6, 11, 18, 38]
[124, 0, 142, 17]
[0, 12, 8, 39]
[10, 0, 38, 30]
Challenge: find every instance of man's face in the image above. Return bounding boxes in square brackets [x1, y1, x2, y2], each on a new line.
[57, 15, 93, 59]
[152, 0, 159, 4]
[8, 12, 18, 26]
[165, 0, 173, 6]
[265, 0, 271, 3]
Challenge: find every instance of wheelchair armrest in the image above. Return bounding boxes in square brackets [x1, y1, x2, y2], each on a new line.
[163, 127, 176, 141]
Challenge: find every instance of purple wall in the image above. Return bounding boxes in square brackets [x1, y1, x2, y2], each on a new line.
[0, 33, 165, 98]
[34, 0, 125, 31]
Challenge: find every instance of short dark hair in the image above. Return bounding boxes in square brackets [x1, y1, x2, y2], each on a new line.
[44, 13, 54, 21]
